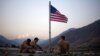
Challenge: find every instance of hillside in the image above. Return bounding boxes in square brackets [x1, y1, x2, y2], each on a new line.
[41, 19, 100, 50]
[0, 35, 19, 47]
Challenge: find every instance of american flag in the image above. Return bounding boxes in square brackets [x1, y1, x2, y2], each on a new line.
[50, 5, 68, 23]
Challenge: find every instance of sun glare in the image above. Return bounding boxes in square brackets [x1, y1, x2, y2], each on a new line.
[17, 33, 31, 39]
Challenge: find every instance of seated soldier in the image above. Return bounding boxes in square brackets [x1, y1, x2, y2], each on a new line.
[30, 37, 43, 53]
[20, 38, 32, 53]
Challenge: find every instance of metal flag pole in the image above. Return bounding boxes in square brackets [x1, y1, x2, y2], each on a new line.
[49, 1, 51, 52]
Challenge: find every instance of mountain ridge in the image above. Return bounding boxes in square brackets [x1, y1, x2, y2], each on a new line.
[40, 19, 100, 49]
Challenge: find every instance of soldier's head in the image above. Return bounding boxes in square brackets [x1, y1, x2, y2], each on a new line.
[60, 36, 65, 40]
[26, 38, 31, 44]
[34, 37, 39, 43]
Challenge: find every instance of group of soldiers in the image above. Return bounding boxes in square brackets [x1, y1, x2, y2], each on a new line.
[20, 37, 42, 53]
[20, 36, 70, 54]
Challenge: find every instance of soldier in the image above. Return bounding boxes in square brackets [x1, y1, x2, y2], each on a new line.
[20, 38, 32, 53]
[31, 37, 43, 53]
[58, 36, 70, 54]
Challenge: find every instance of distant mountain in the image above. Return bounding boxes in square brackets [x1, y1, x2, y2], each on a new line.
[40, 19, 100, 49]
[0, 35, 10, 46]
[0, 34, 46, 48]
[0, 35, 32, 47]
[0, 35, 19, 47]
[62, 19, 100, 48]
[13, 36, 45, 46]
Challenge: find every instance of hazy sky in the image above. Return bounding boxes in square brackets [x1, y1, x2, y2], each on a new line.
[0, 0, 100, 39]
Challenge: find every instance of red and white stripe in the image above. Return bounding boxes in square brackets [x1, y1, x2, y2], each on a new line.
[50, 11, 68, 23]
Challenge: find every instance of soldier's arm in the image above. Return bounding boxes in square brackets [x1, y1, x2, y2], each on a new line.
[24, 43, 31, 48]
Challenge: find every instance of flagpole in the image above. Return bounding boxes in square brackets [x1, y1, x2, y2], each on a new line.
[49, 1, 51, 52]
